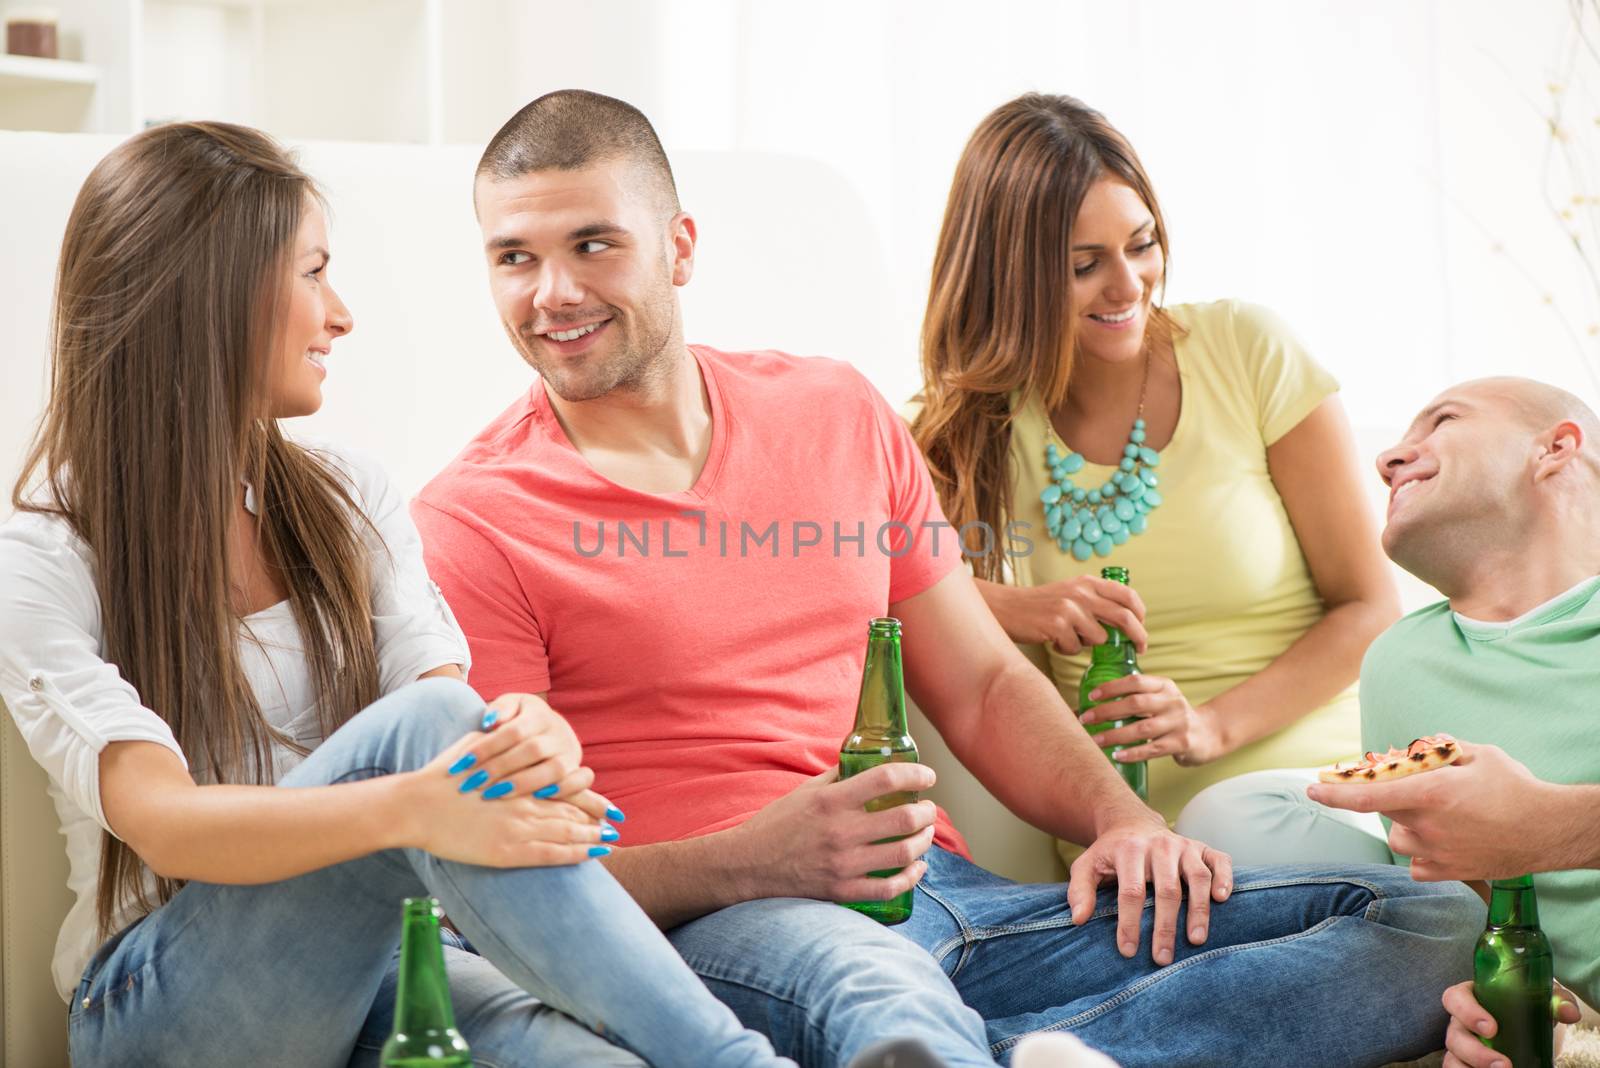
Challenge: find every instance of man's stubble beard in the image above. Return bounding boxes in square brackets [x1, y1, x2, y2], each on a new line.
[513, 281, 680, 404]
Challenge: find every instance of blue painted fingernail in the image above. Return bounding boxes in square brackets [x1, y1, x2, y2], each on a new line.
[605, 805, 626, 823]
[447, 754, 476, 775]
[480, 709, 499, 730]
[482, 781, 514, 800]
[600, 822, 620, 843]
[459, 769, 489, 793]
[533, 783, 559, 799]
[588, 845, 612, 858]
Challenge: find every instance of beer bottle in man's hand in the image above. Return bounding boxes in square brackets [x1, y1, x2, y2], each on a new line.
[838, 617, 920, 925]
[1474, 874, 1555, 1068]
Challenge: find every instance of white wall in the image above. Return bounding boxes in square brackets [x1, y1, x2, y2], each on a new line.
[460, 0, 1600, 425]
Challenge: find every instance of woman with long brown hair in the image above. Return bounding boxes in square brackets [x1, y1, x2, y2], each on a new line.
[913, 93, 1401, 840]
[0, 121, 801, 1067]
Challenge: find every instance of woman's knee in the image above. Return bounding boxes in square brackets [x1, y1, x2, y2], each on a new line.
[401, 675, 486, 724]
[1177, 771, 1308, 839]
[288, 677, 487, 784]
[1177, 769, 1321, 862]
[361, 676, 483, 734]
[1177, 769, 1392, 867]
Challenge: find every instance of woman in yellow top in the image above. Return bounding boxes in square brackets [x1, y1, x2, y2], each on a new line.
[911, 93, 1401, 836]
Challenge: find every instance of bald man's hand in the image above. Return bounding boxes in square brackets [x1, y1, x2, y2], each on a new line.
[1440, 978, 1582, 1068]
[1306, 743, 1570, 882]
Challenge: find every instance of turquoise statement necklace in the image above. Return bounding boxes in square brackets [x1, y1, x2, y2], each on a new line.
[1041, 353, 1165, 560]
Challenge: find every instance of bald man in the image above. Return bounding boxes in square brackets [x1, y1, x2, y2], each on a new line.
[1178, 377, 1600, 1065]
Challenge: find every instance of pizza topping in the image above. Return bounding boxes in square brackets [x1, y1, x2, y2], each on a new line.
[1318, 734, 1461, 785]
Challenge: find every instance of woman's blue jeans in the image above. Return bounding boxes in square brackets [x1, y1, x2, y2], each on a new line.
[66, 677, 791, 1068]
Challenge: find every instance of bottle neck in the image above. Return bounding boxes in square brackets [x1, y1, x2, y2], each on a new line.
[394, 904, 458, 1031]
[854, 633, 908, 734]
[1486, 874, 1541, 928]
[1092, 570, 1136, 662]
[1089, 626, 1137, 663]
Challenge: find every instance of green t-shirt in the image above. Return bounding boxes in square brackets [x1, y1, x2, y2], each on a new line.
[1361, 575, 1600, 1007]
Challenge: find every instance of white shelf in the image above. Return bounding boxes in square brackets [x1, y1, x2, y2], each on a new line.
[0, 0, 514, 141]
[0, 54, 99, 91]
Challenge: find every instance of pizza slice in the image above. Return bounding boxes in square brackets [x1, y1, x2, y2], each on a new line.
[1317, 733, 1462, 784]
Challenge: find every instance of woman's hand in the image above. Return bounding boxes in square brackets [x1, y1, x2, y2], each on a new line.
[1079, 674, 1226, 767]
[989, 576, 1148, 655]
[398, 693, 624, 868]
[470, 692, 597, 803]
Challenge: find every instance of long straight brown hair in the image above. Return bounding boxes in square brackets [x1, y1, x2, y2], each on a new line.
[13, 122, 381, 935]
[913, 94, 1182, 580]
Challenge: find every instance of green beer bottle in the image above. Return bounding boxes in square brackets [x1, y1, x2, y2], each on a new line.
[1077, 566, 1148, 802]
[381, 897, 472, 1067]
[837, 616, 919, 925]
[1474, 874, 1555, 1068]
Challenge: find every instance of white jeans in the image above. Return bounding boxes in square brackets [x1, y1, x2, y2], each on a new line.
[1174, 767, 1394, 867]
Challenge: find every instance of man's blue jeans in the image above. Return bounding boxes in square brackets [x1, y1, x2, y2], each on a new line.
[668, 844, 1485, 1067]
[66, 678, 790, 1068]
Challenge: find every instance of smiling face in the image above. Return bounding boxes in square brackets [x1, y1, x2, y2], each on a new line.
[1068, 178, 1165, 367]
[268, 201, 352, 418]
[1376, 380, 1541, 581]
[474, 159, 692, 402]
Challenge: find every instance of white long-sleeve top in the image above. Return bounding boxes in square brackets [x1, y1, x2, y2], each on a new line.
[0, 443, 471, 1002]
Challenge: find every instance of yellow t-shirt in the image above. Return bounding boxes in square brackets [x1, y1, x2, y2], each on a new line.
[1006, 300, 1360, 832]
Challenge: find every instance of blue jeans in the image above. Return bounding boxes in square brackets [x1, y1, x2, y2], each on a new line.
[67, 678, 791, 1068]
[668, 845, 1485, 1067]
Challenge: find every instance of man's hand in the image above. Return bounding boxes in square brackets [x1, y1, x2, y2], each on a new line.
[728, 764, 939, 904]
[1079, 674, 1226, 766]
[1441, 979, 1581, 1068]
[1066, 817, 1233, 965]
[1306, 743, 1564, 881]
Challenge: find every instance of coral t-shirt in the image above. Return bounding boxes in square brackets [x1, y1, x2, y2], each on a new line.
[413, 346, 968, 855]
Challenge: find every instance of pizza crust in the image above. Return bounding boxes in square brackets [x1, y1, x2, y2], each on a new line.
[1317, 734, 1462, 784]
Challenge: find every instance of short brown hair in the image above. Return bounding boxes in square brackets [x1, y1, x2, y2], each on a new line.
[476, 89, 680, 214]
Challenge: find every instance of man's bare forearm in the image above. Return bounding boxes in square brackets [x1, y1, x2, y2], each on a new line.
[942, 656, 1155, 845]
[973, 577, 1026, 642]
[599, 827, 758, 929]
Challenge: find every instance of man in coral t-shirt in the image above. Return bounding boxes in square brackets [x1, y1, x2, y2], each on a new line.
[413, 89, 1482, 1068]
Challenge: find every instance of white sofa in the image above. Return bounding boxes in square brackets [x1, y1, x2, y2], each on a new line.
[0, 131, 1061, 1067]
